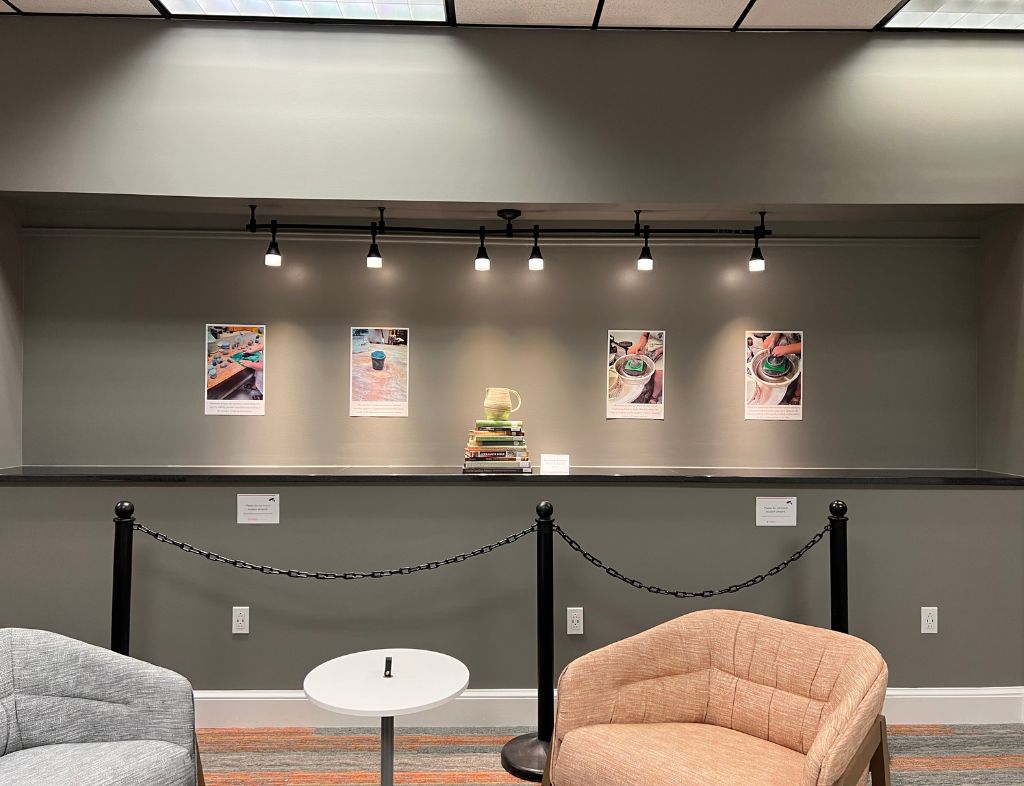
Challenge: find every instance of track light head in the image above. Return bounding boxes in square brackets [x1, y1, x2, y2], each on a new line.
[749, 212, 767, 272]
[264, 220, 281, 267]
[366, 222, 383, 268]
[367, 243, 383, 269]
[637, 224, 653, 271]
[475, 226, 490, 271]
[749, 245, 766, 273]
[528, 225, 544, 271]
[264, 240, 281, 267]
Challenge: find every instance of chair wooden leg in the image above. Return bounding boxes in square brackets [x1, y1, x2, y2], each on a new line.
[541, 757, 552, 786]
[869, 716, 891, 786]
[195, 733, 206, 786]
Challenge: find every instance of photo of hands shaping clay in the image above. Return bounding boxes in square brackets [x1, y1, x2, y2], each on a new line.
[350, 327, 410, 417]
[745, 330, 803, 421]
[607, 330, 665, 420]
[205, 324, 266, 416]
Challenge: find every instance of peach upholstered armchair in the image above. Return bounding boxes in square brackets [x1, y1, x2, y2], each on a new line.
[546, 610, 890, 786]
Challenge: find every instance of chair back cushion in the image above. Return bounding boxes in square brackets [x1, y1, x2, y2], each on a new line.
[587, 610, 886, 756]
[0, 629, 19, 755]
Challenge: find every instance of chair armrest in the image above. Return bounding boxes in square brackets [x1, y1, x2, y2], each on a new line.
[7, 629, 195, 757]
[803, 661, 888, 785]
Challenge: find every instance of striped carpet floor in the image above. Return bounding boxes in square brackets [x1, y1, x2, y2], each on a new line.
[196, 724, 1024, 785]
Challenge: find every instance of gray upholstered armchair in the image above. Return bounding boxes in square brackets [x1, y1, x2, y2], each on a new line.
[0, 628, 202, 785]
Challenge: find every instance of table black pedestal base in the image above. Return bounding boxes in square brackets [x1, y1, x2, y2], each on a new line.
[381, 716, 394, 786]
[501, 733, 549, 782]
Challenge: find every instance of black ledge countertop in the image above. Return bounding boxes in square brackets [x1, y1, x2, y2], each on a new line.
[0, 466, 1022, 487]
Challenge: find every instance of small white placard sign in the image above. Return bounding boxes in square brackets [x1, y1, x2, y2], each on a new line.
[756, 496, 797, 527]
[237, 494, 280, 524]
[540, 454, 571, 475]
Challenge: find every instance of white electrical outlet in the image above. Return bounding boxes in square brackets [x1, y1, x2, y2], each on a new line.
[921, 606, 938, 634]
[232, 606, 250, 635]
[567, 607, 584, 635]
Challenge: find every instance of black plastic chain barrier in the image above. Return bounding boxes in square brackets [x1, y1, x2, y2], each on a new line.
[554, 522, 832, 598]
[129, 519, 829, 594]
[130, 521, 538, 580]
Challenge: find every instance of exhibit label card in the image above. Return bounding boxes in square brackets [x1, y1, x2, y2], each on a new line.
[540, 454, 571, 475]
[350, 327, 410, 417]
[607, 329, 665, 420]
[745, 330, 803, 421]
[205, 324, 266, 416]
[237, 494, 280, 524]
[756, 496, 797, 527]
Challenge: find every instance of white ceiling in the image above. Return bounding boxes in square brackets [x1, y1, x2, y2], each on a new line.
[741, 0, 902, 28]
[11, 0, 158, 12]
[599, 0, 750, 28]
[0, 0, 1020, 32]
[455, 0, 597, 26]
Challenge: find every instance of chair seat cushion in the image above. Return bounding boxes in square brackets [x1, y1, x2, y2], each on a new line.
[0, 740, 193, 786]
[553, 722, 806, 786]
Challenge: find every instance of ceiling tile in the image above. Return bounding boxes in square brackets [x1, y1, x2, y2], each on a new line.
[455, 0, 598, 26]
[599, 0, 750, 28]
[740, 0, 902, 29]
[14, 0, 160, 12]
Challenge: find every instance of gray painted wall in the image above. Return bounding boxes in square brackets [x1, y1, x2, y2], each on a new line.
[0, 483, 1020, 688]
[0, 203, 22, 468]
[22, 232, 978, 469]
[979, 209, 1024, 475]
[1, 20, 1024, 205]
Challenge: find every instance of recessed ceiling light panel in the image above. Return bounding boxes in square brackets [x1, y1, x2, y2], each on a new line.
[886, 0, 1024, 29]
[162, 0, 447, 20]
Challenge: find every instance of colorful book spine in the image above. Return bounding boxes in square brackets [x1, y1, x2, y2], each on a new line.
[475, 420, 524, 428]
[463, 460, 532, 469]
[466, 450, 529, 459]
[469, 434, 526, 444]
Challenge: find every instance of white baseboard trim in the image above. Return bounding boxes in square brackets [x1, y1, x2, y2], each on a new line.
[882, 687, 1024, 725]
[194, 689, 541, 728]
[195, 687, 1024, 728]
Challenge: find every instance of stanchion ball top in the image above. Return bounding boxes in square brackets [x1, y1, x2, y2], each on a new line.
[829, 500, 848, 517]
[114, 501, 135, 519]
[536, 501, 554, 518]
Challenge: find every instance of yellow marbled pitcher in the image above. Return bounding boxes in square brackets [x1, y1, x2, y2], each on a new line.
[483, 387, 522, 421]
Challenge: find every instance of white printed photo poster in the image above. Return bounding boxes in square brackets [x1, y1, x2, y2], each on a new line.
[607, 330, 665, 420]
[350, 327, 410, 417]
[745, 330, 803, 421]
[205, 324, 266, 416]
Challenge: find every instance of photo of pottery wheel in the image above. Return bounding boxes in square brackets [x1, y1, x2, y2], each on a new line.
[750, 348, 800, 387]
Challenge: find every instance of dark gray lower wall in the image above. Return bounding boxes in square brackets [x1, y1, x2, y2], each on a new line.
[1, 483, 1020, 689]
[0, 203, 21, 468]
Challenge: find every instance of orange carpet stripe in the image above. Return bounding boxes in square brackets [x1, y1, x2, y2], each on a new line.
[892, 755, 1024, 771]
[205, 772, 524, 785]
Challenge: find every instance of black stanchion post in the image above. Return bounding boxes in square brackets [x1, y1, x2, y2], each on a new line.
[501, 501, 555, 782]
[828, 500, 849, 634]
[111, 500, 136, 656]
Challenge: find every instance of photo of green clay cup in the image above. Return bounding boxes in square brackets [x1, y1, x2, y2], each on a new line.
[750, 348, 800, 387]
[370, 350, 386, 370]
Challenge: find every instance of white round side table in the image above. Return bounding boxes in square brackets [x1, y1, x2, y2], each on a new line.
[304, 648, 470, 786]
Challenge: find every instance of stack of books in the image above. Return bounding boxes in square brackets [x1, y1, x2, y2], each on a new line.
[463, 419, 531, 474]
